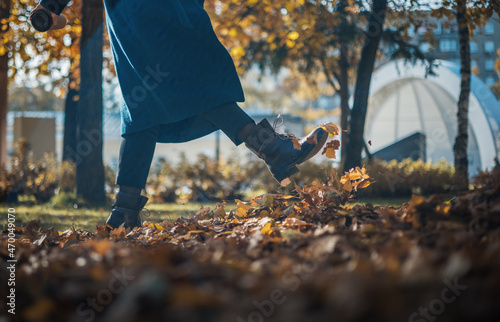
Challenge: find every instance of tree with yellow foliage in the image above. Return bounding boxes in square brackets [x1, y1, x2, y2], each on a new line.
[0, 0, 82, 166]
[207, 0, 432, 169]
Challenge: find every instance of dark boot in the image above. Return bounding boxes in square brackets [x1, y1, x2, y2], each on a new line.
[244, 118, 328, 186]
[105, 192, 149, 231]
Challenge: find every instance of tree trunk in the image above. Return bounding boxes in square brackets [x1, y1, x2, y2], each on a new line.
[339, 42, 349, 169]
[344, 0, 387, 171]
[77, 0, 105, 204]
[63, 70, 79, 163]
[0, 0, 10, 167]
[454, 0, 470, 191]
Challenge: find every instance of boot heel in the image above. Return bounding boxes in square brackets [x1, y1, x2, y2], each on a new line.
[273, 165, 300, 186]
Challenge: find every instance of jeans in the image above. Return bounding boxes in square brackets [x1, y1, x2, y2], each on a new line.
[115, 102, 254, 188]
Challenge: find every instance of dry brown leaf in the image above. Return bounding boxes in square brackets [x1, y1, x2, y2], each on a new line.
[322, 140, 341, 159]
[320, 122, 340, 136]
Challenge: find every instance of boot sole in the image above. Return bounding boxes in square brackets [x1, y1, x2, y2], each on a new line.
[298, 128, 329, 164]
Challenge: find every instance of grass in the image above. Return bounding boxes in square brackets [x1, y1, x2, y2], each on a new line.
[1, 195, 411, 232]
[348, 196, 411, 207]
[1, 202, 226, 232]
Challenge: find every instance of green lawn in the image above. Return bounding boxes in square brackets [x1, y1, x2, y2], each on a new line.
[349, 196, 411, 207]
[1, 202, 225, 232]
[1, 196, 410, 231]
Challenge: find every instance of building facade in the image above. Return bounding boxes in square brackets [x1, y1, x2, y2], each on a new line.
[413, 14, 499, 87]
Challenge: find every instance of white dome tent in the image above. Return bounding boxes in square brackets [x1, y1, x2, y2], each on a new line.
[365, 59, 500, 176]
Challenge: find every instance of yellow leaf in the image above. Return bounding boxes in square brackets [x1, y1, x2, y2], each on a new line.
[230, 46, 246, 57]
[288, 31, 300, 40]
[341, 166, 369, 183]
[236, 207, 248, 217]
[235, 199, 251, 217]
[154, 224, 164, 231]
[229, 27, 238, 37]
[358, 180, 371, 189]
[321, 122, 340, 136]
[325, 147, 336, 159]
[322, 140, 340, 159]
[261, 222, 273, 235]
[286, 39, 295, 48]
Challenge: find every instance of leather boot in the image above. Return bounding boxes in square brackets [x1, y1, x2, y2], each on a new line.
[244, 118, 328, 186]
[105, 192, 149, 231]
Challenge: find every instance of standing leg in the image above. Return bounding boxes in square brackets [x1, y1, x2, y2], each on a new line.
[106, 125, 160, 230]
[203, 102, 329, 186]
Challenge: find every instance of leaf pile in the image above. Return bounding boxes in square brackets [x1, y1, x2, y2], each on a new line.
[2, 170, 500, 322]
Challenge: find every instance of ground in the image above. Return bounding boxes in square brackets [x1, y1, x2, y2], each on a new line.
[1, 171, 500, 322]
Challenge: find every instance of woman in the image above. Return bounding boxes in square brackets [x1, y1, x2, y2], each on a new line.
[33, 0, 328, 230]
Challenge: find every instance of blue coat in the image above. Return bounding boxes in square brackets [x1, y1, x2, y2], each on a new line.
[44, 0, 245, 143]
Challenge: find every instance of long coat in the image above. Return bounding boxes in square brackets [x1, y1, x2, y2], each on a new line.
[104, 0, 245, 142]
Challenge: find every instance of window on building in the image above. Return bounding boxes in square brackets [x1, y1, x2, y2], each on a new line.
[417, 25, 427, 35]
[485, 59, 495, 71]
[485, 76, 495, 87]
[471, 60, 480, 76]
[470, 41, 478, 53]
[440, 39, 458, 52]
[484, 41, 495, 53]
[485, 23, 494, 35]
[434, 23, 442, 35]
[420, 42, 430, 54]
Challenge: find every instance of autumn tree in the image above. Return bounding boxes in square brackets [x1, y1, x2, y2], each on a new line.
[2, 1, 114, 203]
[208, 0, 431, 170]
[207, 0, 359, 165]
[433, 0, 500, 191]
[0, 0, 82, 166]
